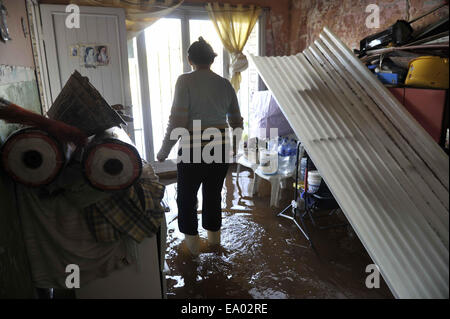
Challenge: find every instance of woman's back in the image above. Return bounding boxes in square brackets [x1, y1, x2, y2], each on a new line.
[177, 69, 237, 130]
[157, 36, 242, 162]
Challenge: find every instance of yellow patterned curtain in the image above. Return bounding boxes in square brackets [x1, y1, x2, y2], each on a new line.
[206, 2, 261, 92]
[71, 0, 184, 39]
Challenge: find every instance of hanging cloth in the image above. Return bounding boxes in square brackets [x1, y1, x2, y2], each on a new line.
[205, 2, 261, 92]
[71, 0, 184, 39]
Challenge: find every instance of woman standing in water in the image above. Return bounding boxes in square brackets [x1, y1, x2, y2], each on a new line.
[157, 37, 243, 256]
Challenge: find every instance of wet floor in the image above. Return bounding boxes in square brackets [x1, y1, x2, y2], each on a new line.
[162, 167, 394, 299]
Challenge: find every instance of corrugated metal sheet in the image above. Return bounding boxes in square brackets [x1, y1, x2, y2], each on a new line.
[250, 27, 449, 299]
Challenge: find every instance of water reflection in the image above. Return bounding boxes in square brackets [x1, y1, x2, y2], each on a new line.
[163, 167, 393, 299]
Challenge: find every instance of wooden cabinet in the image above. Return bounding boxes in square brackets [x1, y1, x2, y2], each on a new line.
[388, 87, 448, 145]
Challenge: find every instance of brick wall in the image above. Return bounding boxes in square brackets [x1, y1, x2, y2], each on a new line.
[289, 0, 448, 54]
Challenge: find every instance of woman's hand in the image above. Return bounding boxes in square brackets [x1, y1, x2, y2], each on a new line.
[156, 150, 167, 162]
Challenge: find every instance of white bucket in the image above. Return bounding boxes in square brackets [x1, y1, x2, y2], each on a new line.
[307, 170, 322, 193]
[259, 150, 278, 175]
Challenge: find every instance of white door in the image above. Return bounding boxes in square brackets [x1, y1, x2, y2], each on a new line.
[40, 4, 132, 117]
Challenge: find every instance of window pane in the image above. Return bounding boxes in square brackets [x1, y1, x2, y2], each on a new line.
[138, 14, 261, 161]
[128, 37, 146, 159]
[133, 129, 145, 159]
[145, 18, 183, 160]
[190, 19, 260, 137]
[238, 21, 259, 137]
[189, 19, 224, 77]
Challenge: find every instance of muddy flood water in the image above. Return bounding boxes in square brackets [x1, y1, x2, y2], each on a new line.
[162, 167, 393, 299]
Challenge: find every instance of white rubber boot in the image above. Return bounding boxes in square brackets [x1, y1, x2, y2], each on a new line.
[207, 230, 221, 246]
[184, 234, 200, 256]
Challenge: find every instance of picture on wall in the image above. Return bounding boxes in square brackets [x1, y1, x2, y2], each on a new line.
[95, 45, 110, 66]
[76, 44, 110, 68]
[80, 45, 97, 68]
[69, 45, 78, 57]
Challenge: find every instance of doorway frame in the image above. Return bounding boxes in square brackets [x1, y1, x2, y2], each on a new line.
[134, 4, 265, 162]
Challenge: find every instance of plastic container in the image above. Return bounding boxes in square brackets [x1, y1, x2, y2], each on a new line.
[405, 56, 449, 89]
[259, 149, 278, 175]
[307, 170, 322, 193]
[247, 137, 259, 164]
[278, 138, 291, 175]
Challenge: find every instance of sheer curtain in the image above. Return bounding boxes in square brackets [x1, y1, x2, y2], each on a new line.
[71, 0, 184, 39]
[205, 2, 261, 92]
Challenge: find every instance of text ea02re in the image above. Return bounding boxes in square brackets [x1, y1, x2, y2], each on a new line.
[225, 303, 268, 314]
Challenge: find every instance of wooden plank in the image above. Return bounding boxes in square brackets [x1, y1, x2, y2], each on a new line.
[151, 159, 177, 180]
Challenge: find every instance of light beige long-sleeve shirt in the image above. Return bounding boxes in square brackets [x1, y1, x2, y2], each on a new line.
[157, 69, 243, 160]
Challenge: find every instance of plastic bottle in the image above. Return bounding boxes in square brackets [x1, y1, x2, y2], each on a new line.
[267, 137, 278, 152]
[259, 149, 278, 175]
[299, 157, 307, 180]
[288, 139, 297, 174]
[278, 138, 290, 175]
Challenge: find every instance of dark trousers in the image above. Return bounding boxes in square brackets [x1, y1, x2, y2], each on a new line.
[177, 162, 229, 235]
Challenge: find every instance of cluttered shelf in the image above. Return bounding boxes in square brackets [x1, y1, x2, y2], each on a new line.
[357, 2, 449, 150]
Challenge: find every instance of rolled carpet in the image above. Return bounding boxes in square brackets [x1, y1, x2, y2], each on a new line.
[1, 128, 70, 187]
[82, 128, 142, 191]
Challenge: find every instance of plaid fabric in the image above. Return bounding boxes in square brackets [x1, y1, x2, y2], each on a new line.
[85, 179, 166, 243]
[85, 206, 122, 242]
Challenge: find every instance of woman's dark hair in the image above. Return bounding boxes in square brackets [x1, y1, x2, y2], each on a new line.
[187, 37, 217, 66]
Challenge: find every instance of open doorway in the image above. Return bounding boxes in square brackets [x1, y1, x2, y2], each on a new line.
[128, 7, 262, 162]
